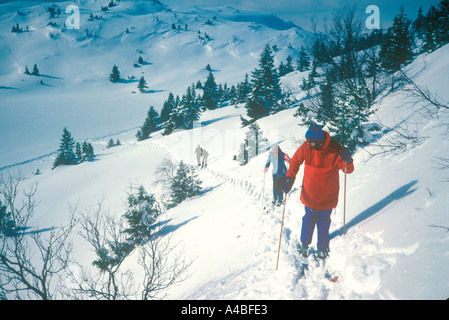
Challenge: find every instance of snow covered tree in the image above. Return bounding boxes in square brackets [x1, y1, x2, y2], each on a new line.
[278, 55, 294, 76]
[0, 199, 15, 236]
[167, 161, 202, 208]
[202, 72, 218, 110]
[236, 122, 264, 165]
[123, 185, 161, 245]
[315, 73, 335, 125]
[109, 65, 120, 83]
[180, 85, 201, 129]
[244, 44, 283, 122]
[137, 76, 148, 93]
[136, 106, 160, 141]
[297, 46, 311, 72]
[327, 90, 376, 151]
[437, 0, 449, 45]
[160, 92, 176, 123]
[75, 142, 82, 161]
[53, 127, 76, 169]
[82, 141, 94, 161]
[236, 73, 251, 103]
[380, 6, 414, 73]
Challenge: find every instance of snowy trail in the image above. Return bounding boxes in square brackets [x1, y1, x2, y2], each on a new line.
[152, 137, 420, 299]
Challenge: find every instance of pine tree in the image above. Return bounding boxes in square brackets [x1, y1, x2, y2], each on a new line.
[123, 185, 161, 245]
[316, 73, 335, 125]
[236, 73, 251, 103]
[167, 161, 202, 208]
[160, 92, 175, 123]
[0, 200, 16, 236]
[380, 6, 414, 72]
[181, 85, 201, 129]
[244, 44, 283, 122]
[236, 122, 265, 165]
[137, 76, 148, 93]
[279, 55, 294, 76]
[327, 90, 376, 151]
[109, 65, 120, 82]
[75, 142, 82, 161]
[52, 127, 76, 169]
[438, 0, 449, 45]
[136, 106, 160, 141]
[82, 141, 94, 161]
[202, 72, 218, 110]
[297, 46, 311, 72]
[32, 64, 39, 76]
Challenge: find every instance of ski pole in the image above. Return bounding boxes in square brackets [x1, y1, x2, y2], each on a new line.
[276, 193, 288, 270]
[343, 162, 347, 236]
[262, 173, 266, 209]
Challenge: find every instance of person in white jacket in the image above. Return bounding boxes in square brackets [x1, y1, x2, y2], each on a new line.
[195, 144, 202, 166]
[202, 149, 209, 168]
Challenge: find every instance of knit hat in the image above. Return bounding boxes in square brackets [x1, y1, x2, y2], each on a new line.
[305, 123, 324, 141]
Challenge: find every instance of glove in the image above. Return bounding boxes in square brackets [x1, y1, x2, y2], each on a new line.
[340, 148, 353, 164]
[282, 177, 295, 194]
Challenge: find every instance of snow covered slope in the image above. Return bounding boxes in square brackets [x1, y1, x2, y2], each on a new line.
[0, 0, 310, 170]
[1, 0, 449, 300]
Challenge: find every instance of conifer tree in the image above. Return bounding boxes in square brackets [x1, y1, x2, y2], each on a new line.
[75, 142, 82, 161]
[438, 0, 449, 44]
[236, 74, 251, 103]
[181, 85, 201, 129]
[136, 106, 160, 141]
[167, 161, 202, 208]
[380, 6, 414, 72]
[53, 127, 76, 169]
[160, 92, 176, 123]
[327, 90, 376, 151]
[82, 141, 94, 161]
[137, 76, 148, 93]
[316, 73, 335, 125]
[123, 185, 161, 245]
[0, 200, 15, 236]
[202, 72, 218, 110]
[244, 44, 283, 122]
[32, 64, 39, 76]
[110, 65, 120, 82]
[297, 46, 311, 72]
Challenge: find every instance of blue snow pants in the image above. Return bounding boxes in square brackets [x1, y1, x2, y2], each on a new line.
[300, 206, 333, 252]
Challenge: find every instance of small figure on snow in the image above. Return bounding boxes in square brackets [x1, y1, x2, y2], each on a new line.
[282, 123, 354, 260]
[195, 144, 202, 166]
[201, 148, 209, 168]
[263, 143, 291, 206]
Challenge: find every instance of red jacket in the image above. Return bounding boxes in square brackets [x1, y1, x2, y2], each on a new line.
[286, 131, 354, 210]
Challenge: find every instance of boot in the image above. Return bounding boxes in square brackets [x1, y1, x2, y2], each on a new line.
[297, 244, 309, 258]
[316, 249, 329, 261]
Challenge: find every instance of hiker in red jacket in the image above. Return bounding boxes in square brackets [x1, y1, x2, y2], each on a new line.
[282, 123, 354, 260]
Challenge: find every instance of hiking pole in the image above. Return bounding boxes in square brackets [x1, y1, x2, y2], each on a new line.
[262, 173, 266, 209]
[276, 193, 288, 270]
[343, 162, 347, 236]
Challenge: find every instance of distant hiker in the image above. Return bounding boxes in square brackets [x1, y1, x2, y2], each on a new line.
[282, 123, 354, 260]
[202, 148, 209, 168]
[263, 143, 291, 206]
[195, 144, 202, 166]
